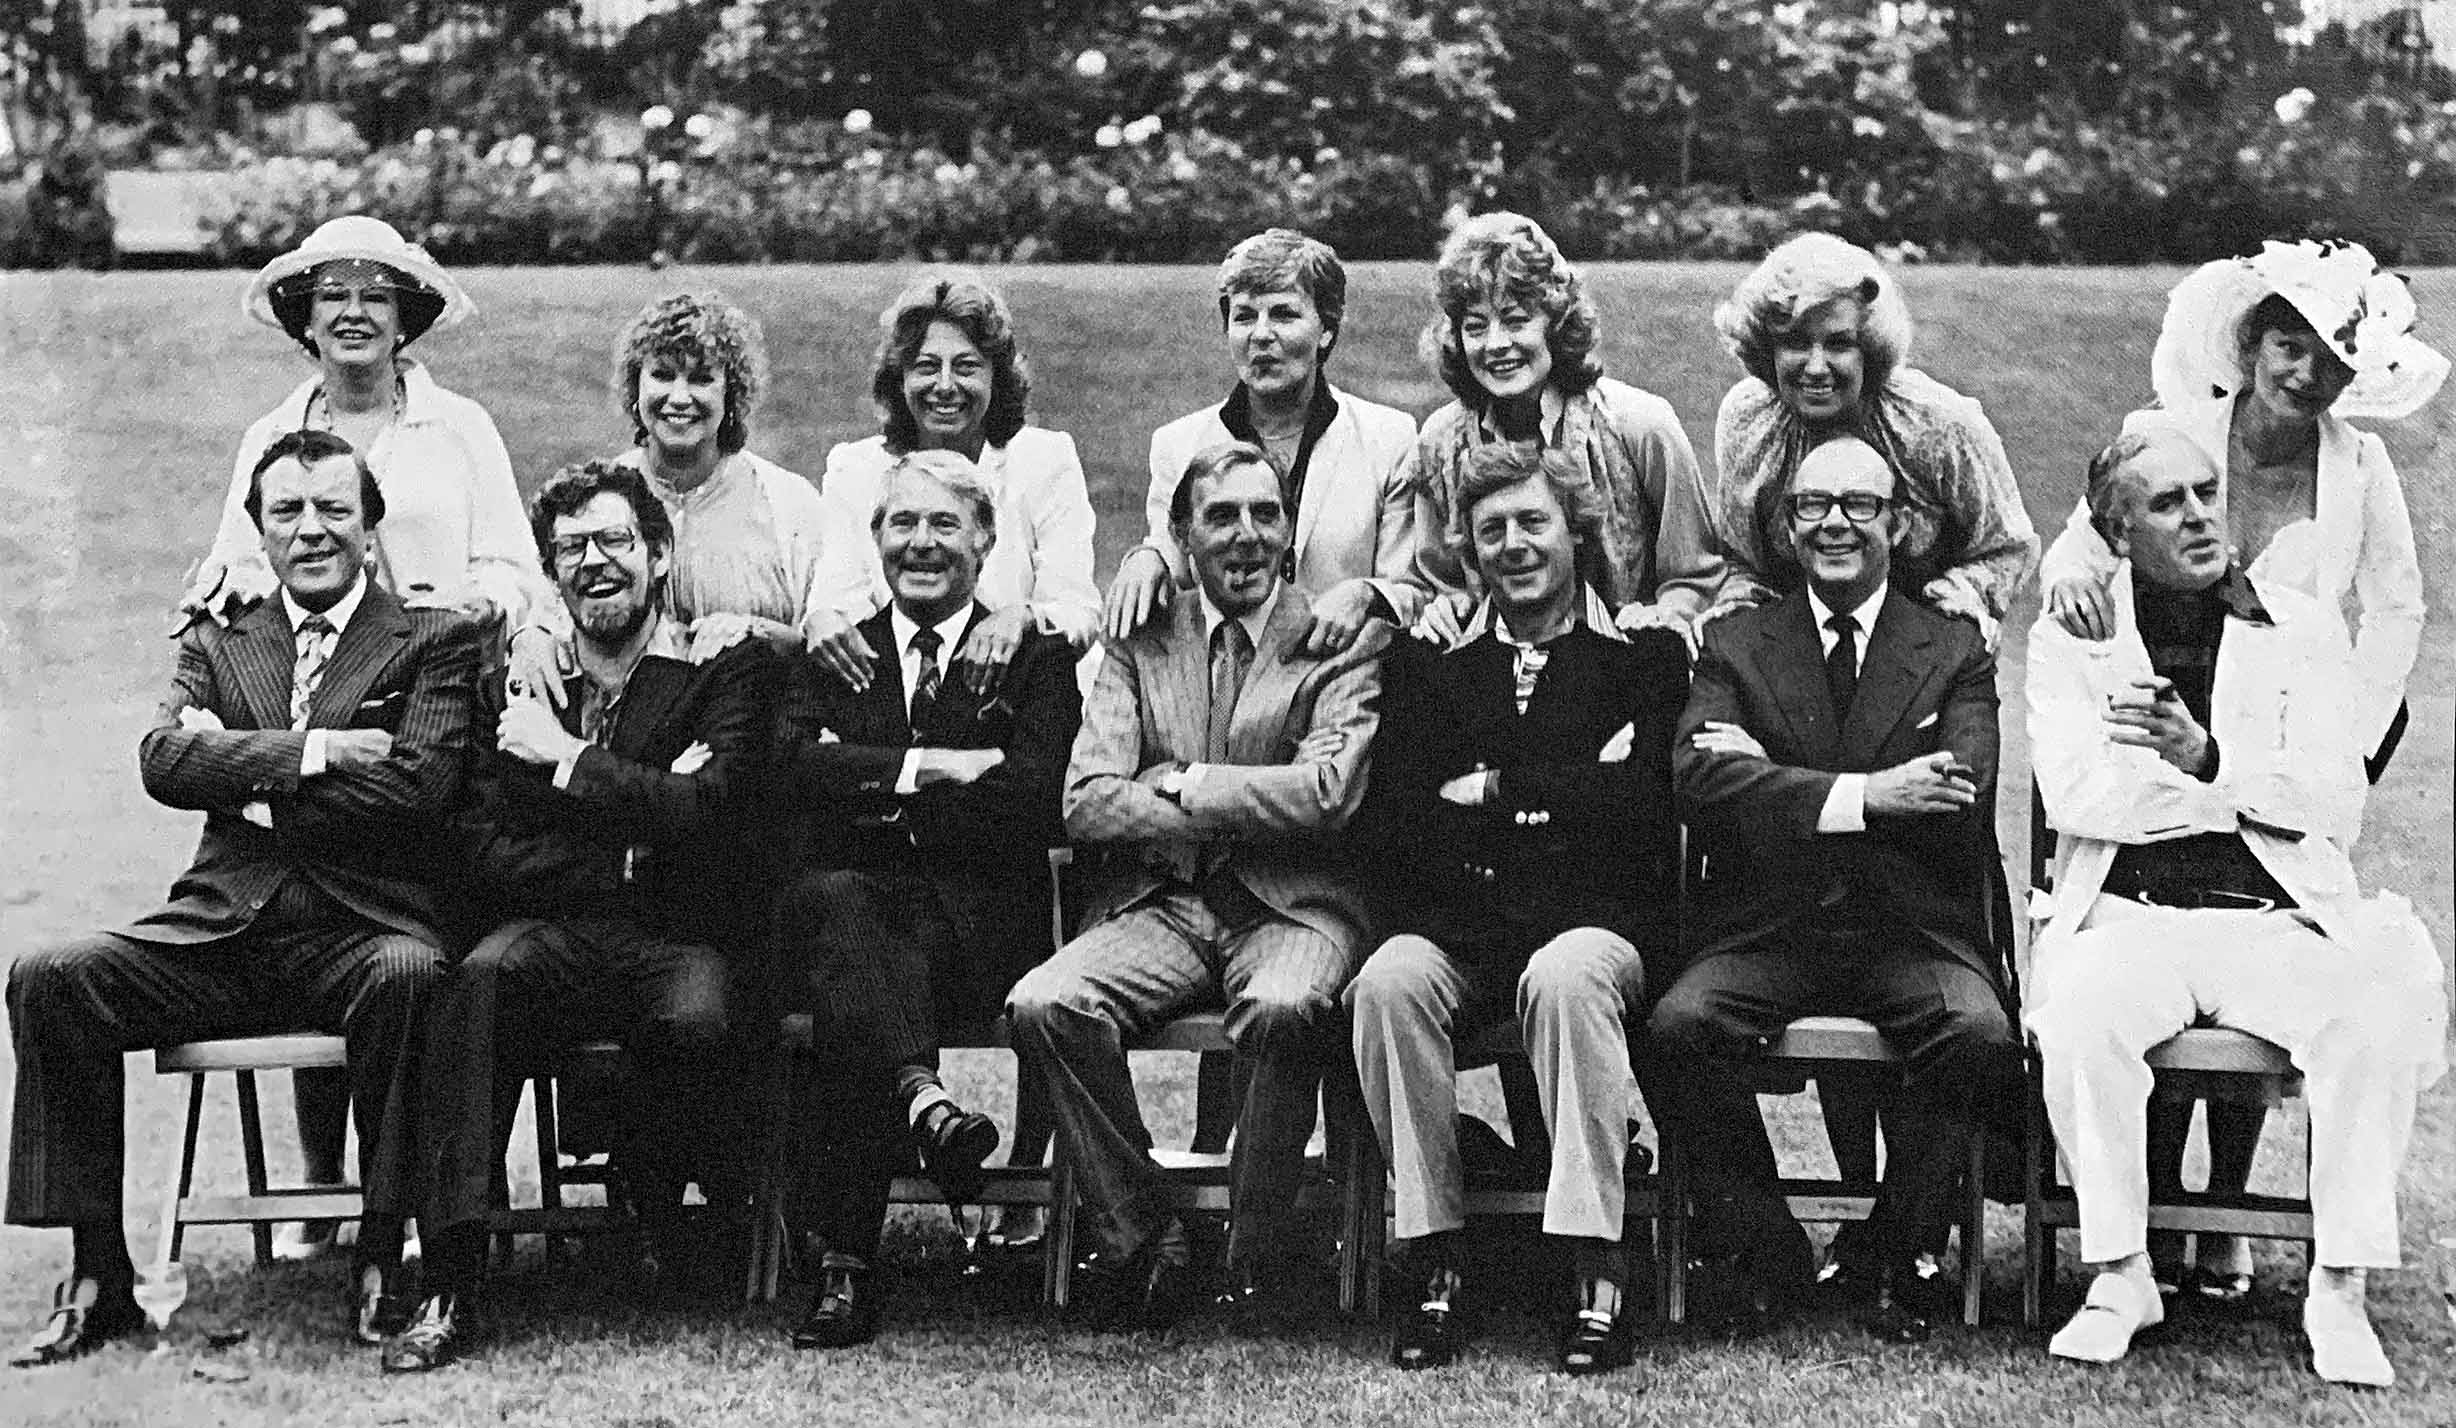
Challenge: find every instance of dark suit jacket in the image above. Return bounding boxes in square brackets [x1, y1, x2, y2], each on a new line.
[463, 636, 780, 952]
[1362, 620, 1688, 970]
[775, 603, 1081, 971]
[128, 582, 482, 949]
[1673, 588, 2001, 984]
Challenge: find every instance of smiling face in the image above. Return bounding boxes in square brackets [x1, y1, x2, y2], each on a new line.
[1467, 472, 1577, 626]
[902, 320, 994, 453]
[1783, 438, 1898, 611]
[1772, 297, 1867, 426]
[2245, 321, 2356, 427]
[875, 467, 992, 626]
[1175, 457, 1290, 617]
[2110, 439, 2230, 593]
[308, 267, 404, 374]
[1457, 297, 1554, 404]
[258, 453, 373, 610]
[551, 491, 668, 646]
[635, 348, 727, 463]
[1223, 284, 1331, 405]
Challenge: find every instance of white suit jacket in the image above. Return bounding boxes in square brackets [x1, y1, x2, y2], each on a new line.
[1142, 385, 1427, 628]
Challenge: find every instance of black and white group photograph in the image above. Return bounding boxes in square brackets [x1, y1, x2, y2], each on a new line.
[1, 1, 2450, 1424]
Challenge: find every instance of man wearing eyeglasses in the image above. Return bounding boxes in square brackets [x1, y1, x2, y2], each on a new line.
[1646, 434, 2017, 1343]
[772, 450, 1083, 1349]
[385, 460, 779, 1372]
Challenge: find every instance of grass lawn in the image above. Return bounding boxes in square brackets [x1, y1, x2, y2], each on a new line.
[1, 260, 2452, 1426]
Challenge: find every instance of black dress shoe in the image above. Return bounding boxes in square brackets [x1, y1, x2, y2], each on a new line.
[790, 1266, 879, 1350]
[916, 1105, 1000, 1205]
[1812, 1254, 1882, 1311]
[8, 1277, 145, 1367]
[1684, 1251, 1807, 1335]
[1070, 1235, 1193, 1333]
[352, 1260, 416, 1345]
[1389, 1289, 1467, 1370]
[1557, 1307, 1633, 1376]
[380, 1293, 466, 1374]
[1861, 1257, 1953, 1344]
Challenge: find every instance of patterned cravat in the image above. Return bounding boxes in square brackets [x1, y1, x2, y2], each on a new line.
[290, 612, 335, 729]
[1825, 612, 1860, 719]
[908, 626, 943, 729]
[1206, 618, 1254, 763]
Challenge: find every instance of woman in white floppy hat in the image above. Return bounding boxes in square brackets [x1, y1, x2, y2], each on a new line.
[179, 214, 545, 632]
[176, 214, 548, 1263]
[2039, 237, 2447, 1304]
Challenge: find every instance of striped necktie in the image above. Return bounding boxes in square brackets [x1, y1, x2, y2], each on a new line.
[909, 626, 943, 730]
[290, 613, 335, 729]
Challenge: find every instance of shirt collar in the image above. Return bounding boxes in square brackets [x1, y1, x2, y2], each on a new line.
[890, 601, 975, 659]
[1198, 585, 1279, 651]
[1455, 583, 1622, 651]
[280, 568, 370, 638]
[1219, 379, 1340, 445]
[1805, 581, 1888, 637]
[574, 608, 689, 702]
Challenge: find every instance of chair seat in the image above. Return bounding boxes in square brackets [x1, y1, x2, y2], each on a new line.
[1765, 1015, 1896, 1062]
[156, 1034, 348, 1073]
[2143, 1027, 2297, 1076]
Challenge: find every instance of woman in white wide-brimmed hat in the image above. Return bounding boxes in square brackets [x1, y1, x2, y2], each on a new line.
[2039, 236, 2447, 1303]
[180, 214, 544, 632]
[177, 215, 546, 1263]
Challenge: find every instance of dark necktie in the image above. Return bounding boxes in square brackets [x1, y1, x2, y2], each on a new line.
[290, 613, 334, 729]
[1825, 612, 1859, 720]
[909, 626, 943, 730]
[1206, 619, 1253, 763]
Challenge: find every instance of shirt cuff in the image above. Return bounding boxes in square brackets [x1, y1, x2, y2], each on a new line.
[241, 800, 273, 828]
[552, 748, 586, 790]
[1816, 773, 1867, 833]
[896, 749, 924, 795]
[1180, 763, 1210, 798]
[300, 729, 328, 778]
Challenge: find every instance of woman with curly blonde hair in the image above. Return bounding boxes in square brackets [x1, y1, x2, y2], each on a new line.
[1708, 233, 2037, 641]
[1409, 212, 1722, 642]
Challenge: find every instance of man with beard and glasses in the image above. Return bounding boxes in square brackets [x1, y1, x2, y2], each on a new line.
[1647, 435, 2019, 1344]
[1347, 444, 1687, 1376]
[8, 429, 477, 1366]
[1009, 440, 1387, 1331]
[773, 450, 1082, 1350]
[384, 461, 778, 1373]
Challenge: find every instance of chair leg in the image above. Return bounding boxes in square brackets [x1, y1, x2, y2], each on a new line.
[2023, 1052, 2051, 1329]
[532, 1071, 565, 1258]
[1962, 1126, 1986, 1326]
[234, 1070, 274, 1267]
[1047, 1154, 1078, 1311]
[1497, 1056, 1552, 1167]
[160, 1073, 207, 1268]
[1656, 1121, 1688, 1325]
[746, 1037, 795, 1304]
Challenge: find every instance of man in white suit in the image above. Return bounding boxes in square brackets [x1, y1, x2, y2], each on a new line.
[1103, 228, 1427, 652]
[2027, 427, 2444, 1387]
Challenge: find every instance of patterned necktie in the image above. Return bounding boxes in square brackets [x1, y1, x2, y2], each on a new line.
[1825, 612, 1860, 720]
[908, 626, 943, 730]
[290, 612, 334, 729]
[1206, 618, 1253, 763]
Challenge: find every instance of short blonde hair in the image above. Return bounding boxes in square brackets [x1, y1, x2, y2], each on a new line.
[1714, 233, 1913, 394]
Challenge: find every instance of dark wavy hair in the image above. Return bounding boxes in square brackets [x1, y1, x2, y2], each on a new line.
[1215, 228, 1347, 366]
[528, 459, 675, 577]
[267, 259, 449, 359]
[1167, 440, 1285, 528]
[872, 272, 1032, 455]
[1420, 212, 1604, 410]
[244, 427, 385, 529]
[613, 291, 766, 457]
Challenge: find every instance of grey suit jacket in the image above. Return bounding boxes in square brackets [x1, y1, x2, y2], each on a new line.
[1064, 587, 1385, 949]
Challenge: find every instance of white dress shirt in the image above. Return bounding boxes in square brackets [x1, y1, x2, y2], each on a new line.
[890, 602, 978, 794]
[1808, 581, 1888, 834]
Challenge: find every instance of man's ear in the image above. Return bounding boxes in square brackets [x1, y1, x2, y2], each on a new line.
[648, 542, 672, 584]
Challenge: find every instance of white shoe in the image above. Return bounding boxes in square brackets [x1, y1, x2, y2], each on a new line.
[271, 1219, 341, 1263]
[2305, 1287, 2394, 1387]
[2050, 1269, 2165, 1364]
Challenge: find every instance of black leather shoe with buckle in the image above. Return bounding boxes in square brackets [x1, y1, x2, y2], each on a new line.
[790, 1265, 879, 1350]
[915, 1105, 1000, 1207]
[7, 1276, 145, 1368]
[1557, 1306, 1633, 1376]
[1389, 1274, 1467, 1370]
[379, 1292, 466, 1374]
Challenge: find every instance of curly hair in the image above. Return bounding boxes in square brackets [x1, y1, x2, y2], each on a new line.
[1215, 228, 1347, 365]
[528, 459, 675, 577]
[1420, 212, 1604, 410]
[1446, 441, 1604, 571]
[872, 271, 1031, 455]
[267, 258, 450, 359]
[613, 291, 766, 457]
[1713, 232, 1913, 395]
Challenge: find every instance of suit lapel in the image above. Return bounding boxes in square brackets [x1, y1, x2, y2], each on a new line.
[1155, 593, 1213, 762]
[228, 600, 300, 731]
[1757, 593, 1837, 763]
[1838, 590, 1940, 758]
[305, 584, 411, 727]
[859, 607, 910, 737]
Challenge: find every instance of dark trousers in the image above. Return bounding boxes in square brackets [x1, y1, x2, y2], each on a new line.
[1644, 929, 2017, 1277]
[5, 876, 442, 1227]
[421, 916, 739, 1237]
[778, 868, 1034, 1263]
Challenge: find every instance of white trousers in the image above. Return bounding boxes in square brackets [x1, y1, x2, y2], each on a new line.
[2028, 894, 2427, 1268]
[1347, 928, 1643, 1243]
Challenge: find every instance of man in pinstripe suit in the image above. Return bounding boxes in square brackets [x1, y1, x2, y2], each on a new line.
[1008, 440, 1386, 1331]
[6, 429, 481, 1366]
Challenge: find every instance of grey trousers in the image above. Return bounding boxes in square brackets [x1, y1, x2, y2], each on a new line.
[1348, 927, 1645, 1244]
[1006, 886, 1355, 1265]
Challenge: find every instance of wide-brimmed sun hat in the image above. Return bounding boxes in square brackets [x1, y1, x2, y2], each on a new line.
[241, 215, 473, 347]
[2151, 238, 2446, 422]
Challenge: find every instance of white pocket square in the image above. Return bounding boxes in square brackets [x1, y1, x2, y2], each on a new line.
[1915, 712, 1938, 729]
